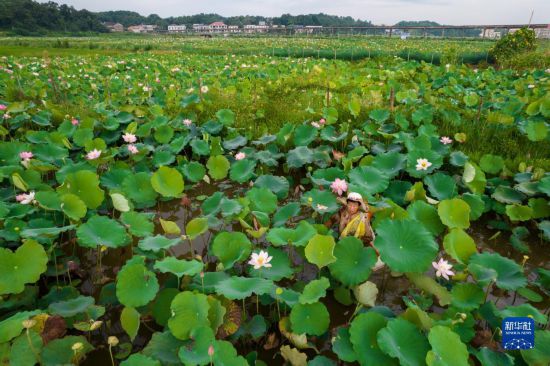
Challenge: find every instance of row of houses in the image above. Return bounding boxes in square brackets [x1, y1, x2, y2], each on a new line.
[480, 27, 550, 39]
[103, 21, 320, 34]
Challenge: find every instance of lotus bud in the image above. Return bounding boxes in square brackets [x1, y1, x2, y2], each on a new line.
[522, 255, 529, 267]
[67, 260, 78, 271]
[72, 342, 84, 352]
[200, 272, 205, 278]
[90, 320, 103, 331]
[195, 255, 202, 261]
[458, 313, 467, 320]
[208, 345, 214, 357]
[108, 336, 119, 347]
[22, 319, 36, 329]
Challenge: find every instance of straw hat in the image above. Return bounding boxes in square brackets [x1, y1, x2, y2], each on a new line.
[338, 192, 368, 212]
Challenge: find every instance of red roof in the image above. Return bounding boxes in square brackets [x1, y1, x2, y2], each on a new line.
[210, 22, 226, 26]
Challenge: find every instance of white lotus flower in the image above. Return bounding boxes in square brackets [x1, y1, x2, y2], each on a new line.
[416, 158, 432, 171]
[440, 136, 453, 145]
[122, 133, 136, 143]
[248, 250, 272, 270]
[432, 258, 455, 280]
[86, 149, 101, 160]
[16, 191, 36, 205]
[235, 152, 246, 160]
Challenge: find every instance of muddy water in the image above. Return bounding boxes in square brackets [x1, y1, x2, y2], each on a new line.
[79, 180, 550, 365]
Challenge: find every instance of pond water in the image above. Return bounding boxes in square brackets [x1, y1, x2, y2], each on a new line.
[76, 180, 550, 365]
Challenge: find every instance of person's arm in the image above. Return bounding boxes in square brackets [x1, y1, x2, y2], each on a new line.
[324, 211, 340, 228]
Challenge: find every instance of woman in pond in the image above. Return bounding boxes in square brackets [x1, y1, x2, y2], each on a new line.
[325, 192, 385, 271]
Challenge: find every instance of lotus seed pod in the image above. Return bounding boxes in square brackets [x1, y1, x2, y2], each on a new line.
[90, 320, 103, 331]
[108, 336, 119, 347]
[22, 319, 36, 329]
[72, 342, 84, 351]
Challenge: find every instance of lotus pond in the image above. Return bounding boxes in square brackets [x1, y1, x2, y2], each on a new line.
[0, 49, 550, 366]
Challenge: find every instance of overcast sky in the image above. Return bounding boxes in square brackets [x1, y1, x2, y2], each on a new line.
[41, 0, 550, 25]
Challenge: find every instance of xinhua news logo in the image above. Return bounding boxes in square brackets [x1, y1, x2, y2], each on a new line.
[502, 317, 535, 350]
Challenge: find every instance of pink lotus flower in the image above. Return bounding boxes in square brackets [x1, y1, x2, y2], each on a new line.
[432, 258, 454, 280]
[330, 178, 348, 196]
[71, 118, 79, 126]
[440, 136, 453, 145]
[235, 152, 246, 160]
[0, 104, 6, 111]
[319, 118, 326, 125]
[208, 345, 214, 357]
[122, 132, 136, 143]
[19, 151, 33, 161]
[183, 119, 192, 127]
[16, 191, 36, 205]
[86, 149, 101, 160]
[127, 144, 139, 154]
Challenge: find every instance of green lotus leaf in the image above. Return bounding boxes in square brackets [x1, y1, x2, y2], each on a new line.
[438, 198, 471, 229]
[449, 151, 469, 167]
[121, 306, 140, 342]
[152, 149, 176, 167]
[151, 166, 184, 198]
[138, 235, 181, 252]
[290, 302, 330, 336]
[377, 318, 430, 366]
[468, 252, 526, 290]
[539, 221, 550, 241]
[215, 276, 273, 300]
[122, 172, 158, 207]
[462, 162, 486, 194]
[443, 228, 478, 264]
[216, 108, 235, 125]
[116, 257, 159, 307]
[178, 326, 215, 365]
[229, 159, 256, 183]
[48, 295, 94, 317]
[9, 329, 43, 366]
[474, 347, 514, 366]
[254, 175, 289, 200]
[57, 170, 104, 209]
[528, 198, 550, 219]
[266, 220, 316, 247]
[329, 237, 377, 286]
[538, 176, 550, 197]
[406, 273, 451, 306]
[407, 200, 445, 236]
[348, 166, 390, 195]
[121, 354, 161, 366]
[332, 327, 357, 362]
[354, 281, 378, 307]
[305, 234, 336, 269]
[498, 303, 547, 325]
[168, 291, 210, 340]
[301, 189, 339, 214]
[60, 193, 87, 221]
[35, 191, 62, 211]
[287, 146, 314, 168]
[526, 120, 548, 141]
[154, 257, 203, 278]
[461, 193, 486, 220]
[480, 154, 505, 175]
[311, 167, 345, 186]
[299, 277, 330, 304]
[424, 173, 457, 200]
[320, 125, 347, 142]
[293, 124, 318, 146]
[143, 331, 185, 365]
[207, 155, 230, 180]
[246, 187, 278, 214]
[41, 336, 93, 366]
[190, 139, 210, 156]
[223, 135, 247, 150]
[121, 211, 154, 237]
[152, 288, 179, 327]
[451, 283, 484, 311]
[182, 161, 206, 183]
[154, 125, 174, 144]
[212, 340, 249, 366]
[273, 202, 301, 227]
[0, 239, 48, 295]
[426, 326, 469, 366]
[505, 204, 533, 221]
[371, 152, 406, 179]
[185, 217, 209, 239]
[211, 231, 252, 269]
[406, 149, 442, 178]
[349, 312, 396, 366]
[521, 330, 550, 366]
[248, 247, 293, 281]
[375, 218, 438, 273]
[77, 215, 130, 249]
[492, 186, 525, 204]
[0, 310, 40, 343]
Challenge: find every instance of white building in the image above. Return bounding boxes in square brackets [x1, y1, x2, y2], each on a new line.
[168, 24, 187, 33]
[192, 24, 209, 33]
[127, 24, 157, 33]
[480, 28, 501, 39]
[244, 24, 269, 33]
[228, 25, 240, 33]
[209, 22, 228, 33]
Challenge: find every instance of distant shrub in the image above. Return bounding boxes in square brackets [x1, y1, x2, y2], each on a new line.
[491, 28, 536, 62]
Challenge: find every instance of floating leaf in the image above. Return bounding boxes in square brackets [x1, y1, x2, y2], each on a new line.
[305, 234, 336, 269]
[186, 217, 209, 239]
[329, 237, 377, 286]
[375, 218, 438, 273]
[0, 239, 48, 295]
[138, 235, 181, 252]
[290, 302, 330, 336]
[58, 170, 104, 209]
[443, 228, 477, 264]
[207, 155, 230, 180]
[116, 257, 159, 307]
[426, 326, 469, 366]
[468, 252, 526, 290]
[154, 257, 203, 278]
[215, 276, 273, 300]
[151, 166, 184, 198]
[377, 318, 430, 366]
[77, 215, 130, 249]
[438, 198, 471, 229]
[168, 291, 210, 340]
[349, 312, 395, 365]
[299, 277, 330, 304]
[211, 231, 252, 270]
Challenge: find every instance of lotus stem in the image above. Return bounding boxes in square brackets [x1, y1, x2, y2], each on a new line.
[242, 298, 246, 320]
[483, 280, 494, 304]
[25, 329, 41, 364]
[108, 345, 115, 366]
[256, 294, 259, 314]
